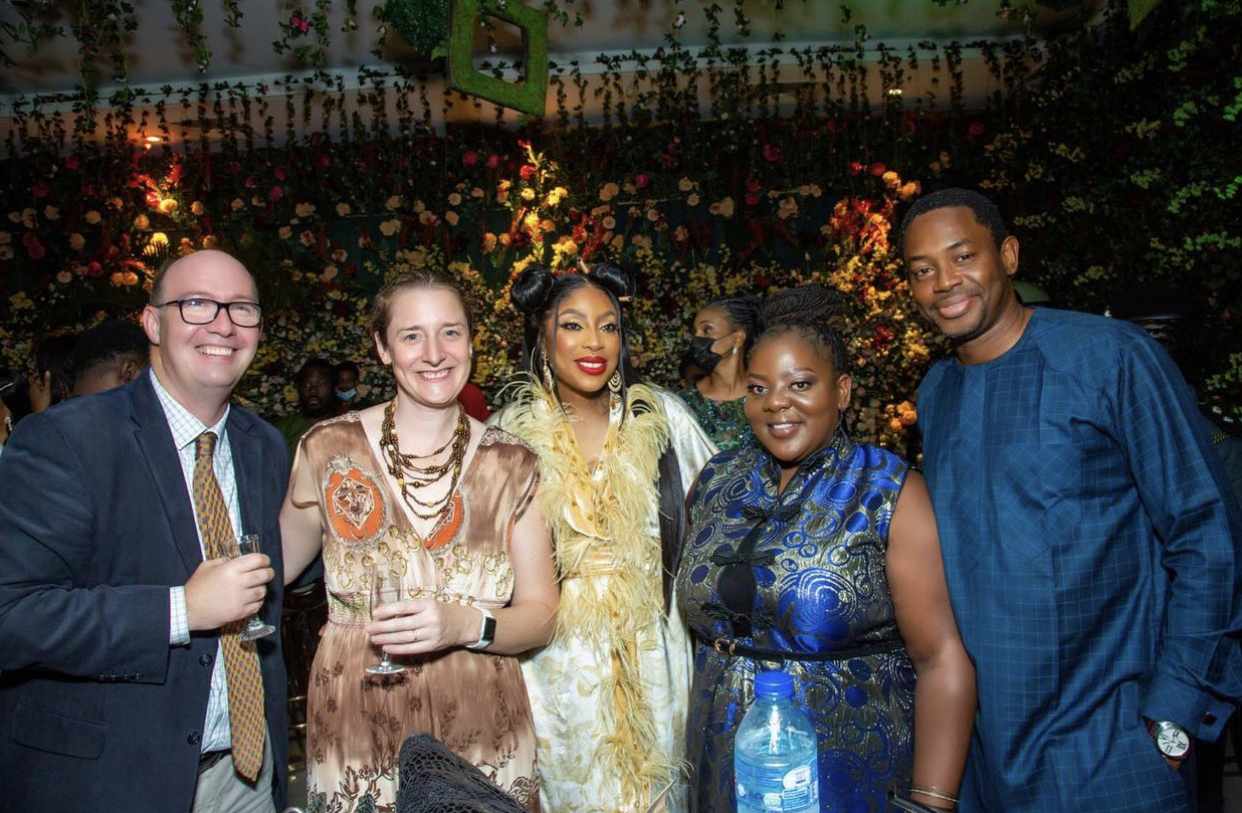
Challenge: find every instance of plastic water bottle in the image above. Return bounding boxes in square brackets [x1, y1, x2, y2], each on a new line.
[734, 670, 819, 813]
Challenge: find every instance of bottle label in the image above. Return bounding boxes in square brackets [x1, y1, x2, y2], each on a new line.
[735, 754, 818, 812]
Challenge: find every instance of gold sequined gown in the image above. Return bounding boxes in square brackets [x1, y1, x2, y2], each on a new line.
[299, 415, 541, 813]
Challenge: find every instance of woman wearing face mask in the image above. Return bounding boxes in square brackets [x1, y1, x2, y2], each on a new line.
[677, 284, 976, 813]
[490, 263, 716, 813]
[678, 297, 760, 450]
[281, 270, 559, 812]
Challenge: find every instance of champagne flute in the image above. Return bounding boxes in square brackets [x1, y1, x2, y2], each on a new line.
[366, 568, 407, 676]
[227, 534, 277, 641]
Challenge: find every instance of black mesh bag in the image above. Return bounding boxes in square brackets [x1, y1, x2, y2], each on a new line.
[395, 733, 529, 813]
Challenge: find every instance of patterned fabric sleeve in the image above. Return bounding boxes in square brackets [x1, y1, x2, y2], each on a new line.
[1113, 331, 1242, 740]
[659, 389, 719, 501]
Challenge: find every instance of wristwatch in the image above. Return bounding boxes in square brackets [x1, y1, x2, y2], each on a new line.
[466, 607, 496, 650]
[1149, 720, 1192, 761]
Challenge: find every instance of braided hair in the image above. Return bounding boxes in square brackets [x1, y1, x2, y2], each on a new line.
[510, 263, 686, 610]
[700, 296, 762, 358]
[751, 283, 849, 375]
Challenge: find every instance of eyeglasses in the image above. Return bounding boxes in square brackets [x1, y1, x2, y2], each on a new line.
[157, 298, 263, 328]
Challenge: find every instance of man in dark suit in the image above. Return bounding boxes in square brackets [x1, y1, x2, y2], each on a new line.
[0, 250, 289, 813]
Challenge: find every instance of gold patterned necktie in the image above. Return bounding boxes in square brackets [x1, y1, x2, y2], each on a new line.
[192, 430, 266, 782]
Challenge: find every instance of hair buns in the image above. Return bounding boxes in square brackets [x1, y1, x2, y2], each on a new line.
[510, 264, 554, 316]
[586, 262, 637, 302]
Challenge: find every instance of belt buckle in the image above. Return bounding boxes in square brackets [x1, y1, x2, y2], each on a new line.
[712, 638, 738, 657]
[198, 749, 230, 775]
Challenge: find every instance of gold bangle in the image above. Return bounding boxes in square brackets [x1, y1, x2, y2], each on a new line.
[910, 785, 959, 805]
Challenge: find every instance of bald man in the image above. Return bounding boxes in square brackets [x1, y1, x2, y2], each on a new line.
[0, 250, 290, 813]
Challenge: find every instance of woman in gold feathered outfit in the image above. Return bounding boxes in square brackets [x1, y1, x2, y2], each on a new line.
[490, 263, 715, 813]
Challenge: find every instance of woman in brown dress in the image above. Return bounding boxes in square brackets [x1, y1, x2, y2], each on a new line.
[281, 270, 559, 813]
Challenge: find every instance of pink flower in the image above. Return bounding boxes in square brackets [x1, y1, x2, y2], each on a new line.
[967, 121, 985, 140]
[290, 13, 309, 33]
[463, 151, 478, 167]
[486, 154, 501, 169]
[744, 192, 760, 207]
[635, 173, 650, 190]
[319, 153, 331, 168]
[746, 177, 761, 193]
[85, 261, 104, 278]
[23, 232, 45, 260]
[32, 182, 50, 198]
[275, 166, 287, 181]
[762, 144, 782, 163]
[269, 185, 284, 202]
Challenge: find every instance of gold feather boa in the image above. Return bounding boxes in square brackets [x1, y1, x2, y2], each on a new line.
[498, 378, 674, 811]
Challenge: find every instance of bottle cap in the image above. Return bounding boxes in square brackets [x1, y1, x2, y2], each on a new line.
[753, 670, 794, 699]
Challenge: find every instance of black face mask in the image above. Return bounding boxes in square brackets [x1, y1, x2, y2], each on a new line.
[688, 333, 733, 375]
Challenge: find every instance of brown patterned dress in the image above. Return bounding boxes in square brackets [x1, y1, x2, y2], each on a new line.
[300, 415, 541, 813]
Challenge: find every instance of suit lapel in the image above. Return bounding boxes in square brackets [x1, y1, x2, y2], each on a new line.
[129, 376, 204, 577]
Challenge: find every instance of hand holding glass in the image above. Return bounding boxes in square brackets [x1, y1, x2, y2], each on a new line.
[224, 533, 276, 641]
[367, 569, 407, 676]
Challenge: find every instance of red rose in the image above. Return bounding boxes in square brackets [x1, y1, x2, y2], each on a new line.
[65, 155, 80, 171]
[86, 261, 104, 278]
[826, 119, 839, 134]
[32, 182, 50, 198]
[635, 173, 650, 190]
[762, 144, 782, 163]
[967, 121, 985, 139]
[744, 192, 760, 207]
[869, 162, 887, 177]
[269, 185, 284, 202]
[463, 151, 478, 167]
[903, 118, 917, 135]
[23, 233, 46, 260]
[244, 175, 257, 189]
[290, 13, 309, 33]
[849, 161, 863, 176]
[519, 165, 536, 181]
[486, 154, 501, 169]
[746, 176, 761, 193]
[227, 161, 242, 175]
[275, 166, 287, 181]
[319, 154, 331, 168]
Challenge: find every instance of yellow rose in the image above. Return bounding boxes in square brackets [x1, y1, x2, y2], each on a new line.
[385, 195, 402, 211]
[335, 202, 351, 216]
[56, 270, 73, 284]
[44, 205, 60, 221]
[295, 202, 316, 218]
[85, 210, 101, 224]
[158, 198, 178, 214]
[445, 211, 460, 226]
[133, 214, 151, 231]
[279, 226, 293, 240]
[191, 201, 205, 216]
[69, 233, 86, 250]
[678, 177, 694, 192]
[520, 188, 536, 202]
[448, 193, 462, 206]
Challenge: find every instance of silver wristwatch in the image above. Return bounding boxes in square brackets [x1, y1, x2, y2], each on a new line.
[1150, 720, 1192, 760]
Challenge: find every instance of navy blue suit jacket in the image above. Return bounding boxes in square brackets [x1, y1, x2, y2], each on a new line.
[0, 374, 290, 813]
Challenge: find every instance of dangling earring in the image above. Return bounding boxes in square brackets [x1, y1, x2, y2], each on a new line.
[541, 350, 556, 392]
[608, 369, 623, 411]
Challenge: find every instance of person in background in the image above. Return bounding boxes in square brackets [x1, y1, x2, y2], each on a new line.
[333, 360, 374, 414]
[1108, 283, 1242, 813]
[678, 297, 760, 450]
[491, 262, 716, 813]
[678, 284, 975, 813]
[0, 249, 289, 813]
[70, 319, 150, 398]
[0, 366, 17, 460]
[275, 359, 337, 460]
[28, 331, 78, 413]
[457, 380, 490, 422]
[678, 349, 707, 390]
[902, 188, 1242, 813]
[280, 269, 557, 812]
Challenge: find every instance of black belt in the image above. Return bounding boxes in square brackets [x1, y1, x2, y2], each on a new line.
[198, 749, 230, 775]
[692, 630, 904, 663]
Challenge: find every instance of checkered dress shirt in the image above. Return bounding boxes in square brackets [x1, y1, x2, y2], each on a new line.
[154, 370, 241, 755]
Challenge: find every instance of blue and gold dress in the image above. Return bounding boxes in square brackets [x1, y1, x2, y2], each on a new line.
[675, 429, 915, 813]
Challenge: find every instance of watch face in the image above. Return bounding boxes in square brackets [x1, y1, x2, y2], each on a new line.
[1156, 723, 1191, 759]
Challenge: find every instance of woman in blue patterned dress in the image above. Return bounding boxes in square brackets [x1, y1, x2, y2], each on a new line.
[676, 284, 976, 813]
[677, 297, 760, 450]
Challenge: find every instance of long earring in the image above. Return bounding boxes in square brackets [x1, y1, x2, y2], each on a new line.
[608, 370, 622, 395]
[541, 351, 556, 392]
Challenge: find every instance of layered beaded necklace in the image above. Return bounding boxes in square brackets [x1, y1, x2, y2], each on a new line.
[379, 399, 469, 520]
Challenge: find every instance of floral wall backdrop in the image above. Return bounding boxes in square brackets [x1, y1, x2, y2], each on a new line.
[2, 0, 1238, 454]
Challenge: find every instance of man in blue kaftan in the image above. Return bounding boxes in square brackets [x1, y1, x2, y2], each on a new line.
[900, 188, 1242, 813]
